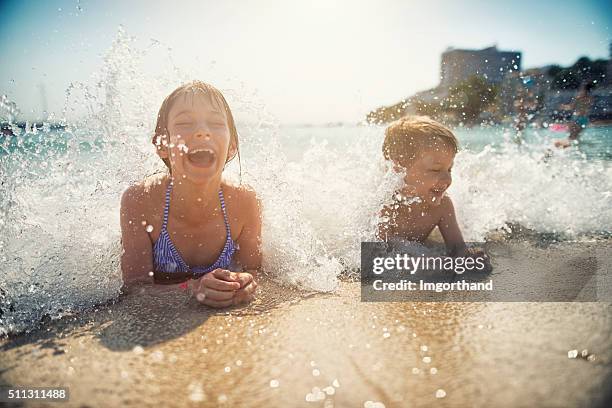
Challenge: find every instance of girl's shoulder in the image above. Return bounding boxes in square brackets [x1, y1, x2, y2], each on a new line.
[221, 180, 261, 219]
[121, 173, 168, 215]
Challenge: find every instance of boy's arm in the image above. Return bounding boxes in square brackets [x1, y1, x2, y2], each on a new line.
[437, 196, 466, 257]
[120, 186, 154, 290]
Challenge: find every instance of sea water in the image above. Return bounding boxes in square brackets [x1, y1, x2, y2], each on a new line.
[1, 30, 611, 335]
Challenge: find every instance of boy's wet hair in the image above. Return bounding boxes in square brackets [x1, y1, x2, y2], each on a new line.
[153, 80, 240, 172]
[383, 116, 458, 167]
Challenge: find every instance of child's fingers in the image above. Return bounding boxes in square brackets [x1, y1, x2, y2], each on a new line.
[235, 273, 253, 288]
[212, 269, 239, 282]
[201, 288, 235, 301]
[244, 280, 258, 294]
[198, 297, 234, 308]
[202, 277, 240, 291]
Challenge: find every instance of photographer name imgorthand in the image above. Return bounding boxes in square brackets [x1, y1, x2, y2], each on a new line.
[372, 279, 494, 292]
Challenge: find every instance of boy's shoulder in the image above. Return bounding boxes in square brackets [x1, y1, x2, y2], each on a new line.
[439, 194, 454, 208]
[436, 194, 456, 220]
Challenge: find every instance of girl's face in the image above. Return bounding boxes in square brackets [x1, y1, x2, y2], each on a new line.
[160, 92, 235, 183]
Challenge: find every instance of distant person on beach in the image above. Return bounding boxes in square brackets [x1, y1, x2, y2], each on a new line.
[120, 81, 261, 308]
[554, 82, 594, 149]
[378, 116, 482, 258]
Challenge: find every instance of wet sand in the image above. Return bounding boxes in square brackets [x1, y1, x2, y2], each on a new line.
[1, 241, 611, 408]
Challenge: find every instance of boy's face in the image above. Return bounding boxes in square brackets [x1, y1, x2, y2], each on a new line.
[396, 145, 455, 206]
[159, 91, 235, 182]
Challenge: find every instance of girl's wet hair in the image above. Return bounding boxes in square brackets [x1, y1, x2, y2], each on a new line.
[153, 81, 240, 172]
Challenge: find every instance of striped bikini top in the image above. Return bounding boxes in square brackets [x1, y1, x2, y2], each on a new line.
[153, 181, 237, 280]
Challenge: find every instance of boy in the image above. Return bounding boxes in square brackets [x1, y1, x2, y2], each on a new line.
[378, 116, 470, 257]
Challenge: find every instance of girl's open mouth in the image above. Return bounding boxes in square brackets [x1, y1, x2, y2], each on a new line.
[187, 148, 216, 168]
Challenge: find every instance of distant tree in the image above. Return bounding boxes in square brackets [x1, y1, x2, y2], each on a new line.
[446, 76, 498, 123]
[414, 100, 443, 117]
[549, 57, 608, 89]
[366, 100, 409, 124]
[547, 65, 562, 78]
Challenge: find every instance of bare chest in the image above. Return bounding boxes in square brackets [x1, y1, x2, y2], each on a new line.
[387, 205, 441, 242]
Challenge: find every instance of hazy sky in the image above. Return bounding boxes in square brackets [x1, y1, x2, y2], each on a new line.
[1, 0, 610, 124]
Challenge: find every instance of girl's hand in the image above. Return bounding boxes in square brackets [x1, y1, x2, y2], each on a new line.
[192, 269, 241, 308]
[232, 273, 258, 305]
[214, 270, 258, 305]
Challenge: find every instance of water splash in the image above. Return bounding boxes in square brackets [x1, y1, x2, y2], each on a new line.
[1, 28, 611, 335]
[0, 94, 21, 124]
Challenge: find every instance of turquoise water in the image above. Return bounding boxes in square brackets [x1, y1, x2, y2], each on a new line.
[3, 124, 611, 163]
[272, 124, 612, 163]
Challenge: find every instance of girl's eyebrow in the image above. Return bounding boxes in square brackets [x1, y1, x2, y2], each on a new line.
[171, 110, 194, 118]
[172, 109, 225, 119]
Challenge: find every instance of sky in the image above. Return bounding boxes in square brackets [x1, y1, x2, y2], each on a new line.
[0, 0, 610, 124]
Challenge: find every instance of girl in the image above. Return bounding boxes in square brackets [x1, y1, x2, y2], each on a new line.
[120, 81, 261, 308]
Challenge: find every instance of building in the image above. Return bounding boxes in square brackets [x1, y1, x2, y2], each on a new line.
[440, 45, 522, 88]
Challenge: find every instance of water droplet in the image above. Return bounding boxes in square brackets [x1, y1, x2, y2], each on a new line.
[224, 366, 231, 373]
[148, 271, 154, 277]
[332, 379, 340, 388]
[430, 367, 437, 374]
[236, 360, 242, 366]
[132, 345, 144, 354]
[435, 389, 446, 398]
[383, 332, 390, 338]
[145, 225, 154, 233]
[188, 382, 205, 402]
[151, 350, 164, 362]
[323, 386, 335, 395]
[423, 356, 432, 364]
[567, 349, 578, 359]
[420, 345, 428, 352]
[270, 379, 279, 388]
[312, 368, 320, 376]
[412, 367, 420, 374]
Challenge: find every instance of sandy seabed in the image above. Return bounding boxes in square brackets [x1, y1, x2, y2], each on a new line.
[1, 241, 611, 408]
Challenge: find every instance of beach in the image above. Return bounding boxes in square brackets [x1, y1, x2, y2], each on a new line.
[1, 6, 612, 407]
[2, 240, 611, 408]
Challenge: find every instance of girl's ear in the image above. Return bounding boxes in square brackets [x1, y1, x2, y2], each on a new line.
[155, 134, 170, 160]
[227, 138, 238, 162]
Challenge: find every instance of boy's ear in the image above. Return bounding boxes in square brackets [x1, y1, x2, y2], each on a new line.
[392, 162, 407, 175]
